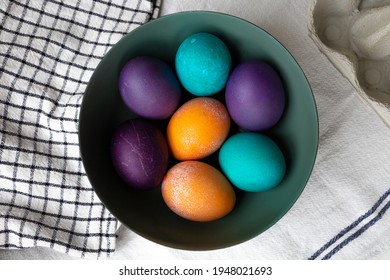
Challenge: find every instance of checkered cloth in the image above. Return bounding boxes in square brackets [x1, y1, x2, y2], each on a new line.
[0, 0, 160, 258]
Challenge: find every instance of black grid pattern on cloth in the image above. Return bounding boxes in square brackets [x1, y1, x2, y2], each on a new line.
[0, 0, 161, 258]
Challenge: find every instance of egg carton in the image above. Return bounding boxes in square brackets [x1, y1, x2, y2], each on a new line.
[309, 0, 390, 127]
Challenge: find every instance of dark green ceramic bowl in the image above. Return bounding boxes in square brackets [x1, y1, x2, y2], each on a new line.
[79, 11, 318, 250]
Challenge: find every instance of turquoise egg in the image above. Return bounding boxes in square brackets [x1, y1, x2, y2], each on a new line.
[219, 132, 286, 192]
[175, 33, 232, 96]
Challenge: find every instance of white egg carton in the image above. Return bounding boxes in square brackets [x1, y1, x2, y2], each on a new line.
[309, 0, 390, 127]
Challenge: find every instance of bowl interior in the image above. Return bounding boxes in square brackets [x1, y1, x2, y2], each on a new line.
[79, 11, 318, 250]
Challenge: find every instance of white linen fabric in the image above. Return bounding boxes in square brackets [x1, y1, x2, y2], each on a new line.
[0, 0, 161, 258]
[1, 0, 389, 260]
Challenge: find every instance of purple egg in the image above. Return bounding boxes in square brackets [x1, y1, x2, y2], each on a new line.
[119, 56, 181, 119]
[111, 119, 169, 190]
[225, 60, 285, 131]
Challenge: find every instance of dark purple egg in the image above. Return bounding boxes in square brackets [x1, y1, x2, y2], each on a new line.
[111, 119, 169, 190]
[119, 56, 181, 120]
[225, 60, 285, 131]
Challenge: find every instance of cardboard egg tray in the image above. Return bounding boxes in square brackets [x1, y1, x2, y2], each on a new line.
[309, 0, 390, 127]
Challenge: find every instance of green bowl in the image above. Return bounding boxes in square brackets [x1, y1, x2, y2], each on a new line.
[79, 11, 318, 250]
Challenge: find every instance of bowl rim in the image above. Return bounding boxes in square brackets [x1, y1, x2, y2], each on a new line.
[79, 10, 319, 251]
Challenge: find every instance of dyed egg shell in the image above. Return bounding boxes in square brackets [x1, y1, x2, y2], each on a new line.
[162, 161, 236, 222]
[219, 132, 286, 192]
[225, 60, 285, 131]
[167, 97, 230, 160]
[111, 119, 169, 190]
[119, 56, 181, 119]
[175, 33, 232, 96]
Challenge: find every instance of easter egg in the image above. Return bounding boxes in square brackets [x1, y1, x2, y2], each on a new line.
[111, 119, 169, 190]
[219, 132, 286, 192]
[162, 161, 236, 222]
[225, 60, 285, 131]
[119, 56, 181, 120]
[167, 97, 230, 160]
[175, 33, 232, 96]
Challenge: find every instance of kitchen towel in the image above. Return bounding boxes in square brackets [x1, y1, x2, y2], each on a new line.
[0, 0, 160, 258]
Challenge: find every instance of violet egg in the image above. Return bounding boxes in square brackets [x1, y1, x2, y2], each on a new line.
[225, 60, 285, 131]
[119, 56, 181, 120]
[110, 119, 169, 190]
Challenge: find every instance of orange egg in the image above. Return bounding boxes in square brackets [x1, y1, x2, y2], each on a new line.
[167, 97, 230, 160]
[161, 161, 236, 222]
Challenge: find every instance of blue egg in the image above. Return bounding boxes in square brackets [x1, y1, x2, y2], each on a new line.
[219, 132, 286, 192]
[175, 33, 232, 96]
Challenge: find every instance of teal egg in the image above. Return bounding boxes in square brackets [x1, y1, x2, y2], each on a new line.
[219, 132, 286, 192]
[175, 33, 231, 96]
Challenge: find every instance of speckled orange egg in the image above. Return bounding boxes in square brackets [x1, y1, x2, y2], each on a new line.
[161, 161, 236, 222]
[167, 97, 230, 160]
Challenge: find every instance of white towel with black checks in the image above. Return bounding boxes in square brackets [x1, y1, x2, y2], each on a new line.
[0, 0, 160, 258]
